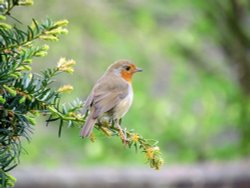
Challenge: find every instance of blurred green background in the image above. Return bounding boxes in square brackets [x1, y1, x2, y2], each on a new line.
[11, 0, 250, 167]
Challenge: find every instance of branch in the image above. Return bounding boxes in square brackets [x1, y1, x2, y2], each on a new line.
[46, 103, 164, 170]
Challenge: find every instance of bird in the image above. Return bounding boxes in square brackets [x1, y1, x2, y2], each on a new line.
[80, 59, 142, 139]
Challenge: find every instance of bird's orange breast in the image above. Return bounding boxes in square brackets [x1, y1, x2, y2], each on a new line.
[121, 70, 133, 83]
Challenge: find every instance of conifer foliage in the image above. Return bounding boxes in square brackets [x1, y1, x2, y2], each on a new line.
[0, 1, 163, 187]
[0, 0, 80, 186]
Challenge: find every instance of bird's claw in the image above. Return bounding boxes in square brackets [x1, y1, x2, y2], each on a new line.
[118, 129, 129, 145]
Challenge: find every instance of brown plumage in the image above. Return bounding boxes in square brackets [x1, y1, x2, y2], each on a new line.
[80, 60, 142, 137]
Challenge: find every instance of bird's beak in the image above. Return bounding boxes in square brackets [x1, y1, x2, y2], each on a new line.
[134, 67, 143, 73]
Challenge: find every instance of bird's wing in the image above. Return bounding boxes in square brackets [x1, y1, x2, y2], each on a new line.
[91, 75, 129, 119]
[82, 90, 94, 115]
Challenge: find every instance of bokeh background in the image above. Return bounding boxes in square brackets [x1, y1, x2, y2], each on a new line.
[11, 0, 250, 171]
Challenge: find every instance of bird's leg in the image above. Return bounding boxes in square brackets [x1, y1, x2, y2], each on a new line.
[110, 119, 115, 128]
[118, 118, 127, 141]
[115, 119, 127, 144]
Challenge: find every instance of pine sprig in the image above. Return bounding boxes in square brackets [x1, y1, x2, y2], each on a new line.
[0, 1, 71, 186]
[0, 18, 68, 51]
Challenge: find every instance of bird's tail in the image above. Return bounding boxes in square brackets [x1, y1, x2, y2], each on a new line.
[80, 113, 97, 137]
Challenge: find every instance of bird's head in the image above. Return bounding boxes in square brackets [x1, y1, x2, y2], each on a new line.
[107, 60, 142, 83]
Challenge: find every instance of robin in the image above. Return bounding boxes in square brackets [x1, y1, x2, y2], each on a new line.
[80, 60, 142, 139]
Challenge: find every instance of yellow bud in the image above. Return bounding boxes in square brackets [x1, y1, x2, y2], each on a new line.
[39, 35, 58, 41]
[0, 15, 6, 20]
[54, 19, 69, 27]
[57, 85, 73, 93]
[46, 28, 68, 35]
[65, 67, 74, 73]
[59, 28, 68, 35]
[68, 112, 75, 116]
[58, 58, 76, 68]
[57, 57, 66, 68]
[24, 59, 32, 64]
[35, 51, 47, 57]
[18, 0, 34, 6]
[42, 44, 50, 51]
[75, 113, 83, 119]
[0, 22, 12, 30]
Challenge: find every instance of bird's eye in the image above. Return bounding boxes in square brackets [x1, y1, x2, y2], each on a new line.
[125, 66, 131, 71]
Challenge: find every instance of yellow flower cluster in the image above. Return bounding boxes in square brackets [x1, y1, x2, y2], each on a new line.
[146, 146, 160, 159]
[57, 58, 76, 73]
[145, 146, 164, 170]
[131, 133, 140, 142]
